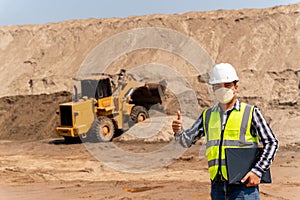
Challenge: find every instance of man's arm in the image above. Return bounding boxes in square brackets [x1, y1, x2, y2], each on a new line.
[251, 107, 279, 177]
[242, 107, 278, 187]
[172, 112, 205, 148]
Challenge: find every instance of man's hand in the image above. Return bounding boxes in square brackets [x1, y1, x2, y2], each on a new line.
[172, 111, 182, 134]
[241, 171, 261, 187]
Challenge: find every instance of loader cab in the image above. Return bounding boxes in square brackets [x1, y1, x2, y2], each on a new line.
[94, 78, 113, 100]
[74, 78, 113, 101]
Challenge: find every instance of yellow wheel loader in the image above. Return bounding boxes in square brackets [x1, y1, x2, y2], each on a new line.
[56, 69, 166, 142]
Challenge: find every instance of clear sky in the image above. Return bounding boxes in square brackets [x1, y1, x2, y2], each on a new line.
[0, 0, 299, 26]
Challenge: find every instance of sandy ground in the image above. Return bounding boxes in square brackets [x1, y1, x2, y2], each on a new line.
[0, 138, 299, 200]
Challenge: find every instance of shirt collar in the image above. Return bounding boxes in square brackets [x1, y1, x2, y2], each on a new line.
[212, 99, 240, 112]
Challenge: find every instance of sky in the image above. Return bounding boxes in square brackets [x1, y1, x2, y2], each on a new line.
[0, 0, 299, 26]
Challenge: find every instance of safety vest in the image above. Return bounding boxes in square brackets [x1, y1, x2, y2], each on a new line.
[203, 102, 259, 181]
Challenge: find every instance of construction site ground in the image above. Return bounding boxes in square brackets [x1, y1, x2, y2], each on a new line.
[0, 137, 299, 200]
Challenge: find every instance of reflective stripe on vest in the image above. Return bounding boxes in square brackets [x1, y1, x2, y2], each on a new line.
[203, 102, 258, 181]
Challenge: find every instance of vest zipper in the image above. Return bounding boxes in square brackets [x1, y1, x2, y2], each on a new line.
[218, 110, 225, 178]
[218, 130, 224, 177]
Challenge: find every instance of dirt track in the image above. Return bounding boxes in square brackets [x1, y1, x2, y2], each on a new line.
[0, 138, 299, 200]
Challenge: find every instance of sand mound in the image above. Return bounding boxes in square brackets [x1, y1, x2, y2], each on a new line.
[0, 92, 71, 140]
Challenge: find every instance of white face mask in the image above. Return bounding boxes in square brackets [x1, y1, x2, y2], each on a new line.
[214, 87, 234, 104]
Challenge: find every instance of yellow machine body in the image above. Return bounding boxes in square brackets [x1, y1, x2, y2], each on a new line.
[56, 99, 95, 137]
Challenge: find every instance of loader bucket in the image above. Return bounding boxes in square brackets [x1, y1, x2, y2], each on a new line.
[131, 80, 167, 106]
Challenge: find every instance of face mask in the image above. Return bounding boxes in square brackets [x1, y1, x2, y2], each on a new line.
[214, 87, 234, 104]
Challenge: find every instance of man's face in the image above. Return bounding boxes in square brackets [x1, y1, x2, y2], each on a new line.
[212, 82, 238, 104]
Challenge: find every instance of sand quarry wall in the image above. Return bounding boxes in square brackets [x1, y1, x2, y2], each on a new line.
[0, 4, 299, 142]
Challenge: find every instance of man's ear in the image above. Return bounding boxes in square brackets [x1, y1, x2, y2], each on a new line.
[235, 82, 239, 89]
[234, 82, 239, 93]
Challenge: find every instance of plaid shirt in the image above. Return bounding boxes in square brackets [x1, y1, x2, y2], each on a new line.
[176, 99, 278, 178]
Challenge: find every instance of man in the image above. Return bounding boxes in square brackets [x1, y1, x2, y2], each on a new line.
[172, 63, 278, 200]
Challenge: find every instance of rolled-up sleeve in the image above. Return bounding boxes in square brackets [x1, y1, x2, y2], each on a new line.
[251, 107, 279, 177]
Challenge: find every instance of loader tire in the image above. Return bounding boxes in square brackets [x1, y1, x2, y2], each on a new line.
[93, 116, 115, 142]
[130, 106, 149, 123]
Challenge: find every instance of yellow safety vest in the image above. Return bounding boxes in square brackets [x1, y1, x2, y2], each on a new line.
[203, 102, 259, 181]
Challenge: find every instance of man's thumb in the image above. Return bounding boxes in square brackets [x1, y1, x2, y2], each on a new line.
[241, 173, 249, 183]
[177, 110, 181, 120]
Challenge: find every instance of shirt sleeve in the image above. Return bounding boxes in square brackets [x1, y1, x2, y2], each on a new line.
[250, 107, 279, 177]
[174, 112, 205, 148]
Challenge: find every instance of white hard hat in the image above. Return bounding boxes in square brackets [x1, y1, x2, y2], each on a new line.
[209, 63, 239, 84]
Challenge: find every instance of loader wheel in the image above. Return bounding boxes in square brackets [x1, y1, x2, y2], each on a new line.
[130, 106, 149, 123]
[94, 116, 115, 142]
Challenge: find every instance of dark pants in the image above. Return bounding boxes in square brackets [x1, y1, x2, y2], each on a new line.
[211, 182, 260, 200]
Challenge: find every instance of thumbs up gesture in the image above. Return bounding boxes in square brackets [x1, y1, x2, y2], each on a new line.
[172, 110, 182, 134]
